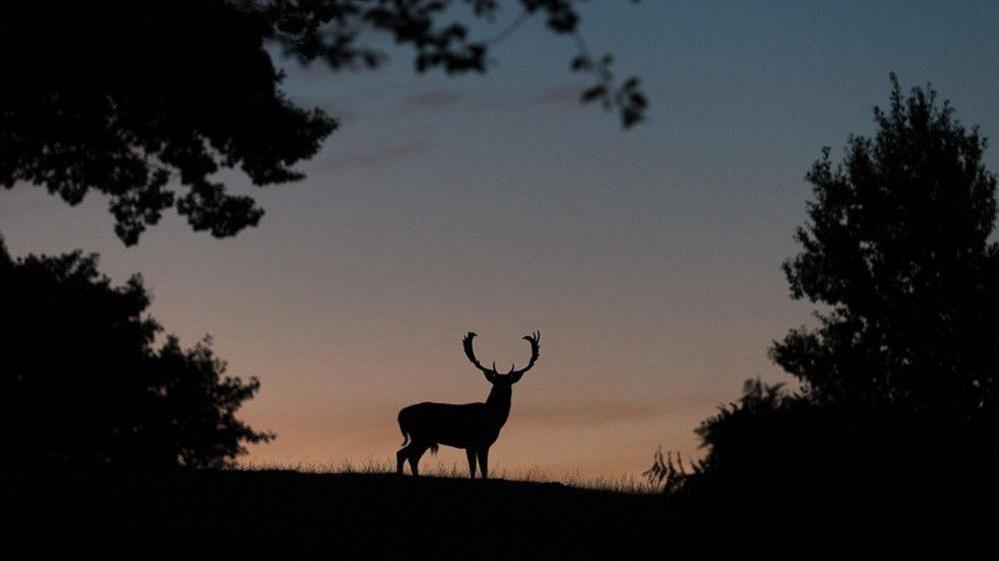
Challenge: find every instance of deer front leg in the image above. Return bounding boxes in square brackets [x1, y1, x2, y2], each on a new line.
[466, 449, 477, 479]
[407, 444, 428, 476]
[477, 447, 489, 480]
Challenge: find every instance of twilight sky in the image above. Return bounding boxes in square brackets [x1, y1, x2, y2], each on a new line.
[3, 1, 999, 477]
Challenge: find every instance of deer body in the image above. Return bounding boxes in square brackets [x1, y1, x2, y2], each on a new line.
[396, 331, 539, 479]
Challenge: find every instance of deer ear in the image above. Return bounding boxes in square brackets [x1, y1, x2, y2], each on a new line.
[484, 371, 497, 383]
[508, 371, 524, 384]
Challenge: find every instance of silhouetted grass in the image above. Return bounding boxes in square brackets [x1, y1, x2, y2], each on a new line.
[4, 455, 989, 557]
[1, 467, 666, 558]
[232, 459, 660, 494]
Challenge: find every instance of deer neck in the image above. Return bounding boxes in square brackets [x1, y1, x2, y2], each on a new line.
[485, 386, 512, 427]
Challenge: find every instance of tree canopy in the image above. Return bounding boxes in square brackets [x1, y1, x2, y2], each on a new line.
[0, 1, 646, 245]
[0, 237, 271, 469]
[771, 75, 999, 418]
[645, 82, 999, 540]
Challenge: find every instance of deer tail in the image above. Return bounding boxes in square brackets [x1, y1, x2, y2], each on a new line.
[398, 412, 410, 447]
[430, 443, 439, 455]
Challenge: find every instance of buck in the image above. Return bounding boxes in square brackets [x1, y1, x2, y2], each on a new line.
[396, 331, 541, 479]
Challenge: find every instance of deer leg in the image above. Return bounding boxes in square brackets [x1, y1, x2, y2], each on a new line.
[396, 446, 408, 475]
[408, 444, 428, 476]
[477, 447, 489, 480]
[466, 449, 477, 479]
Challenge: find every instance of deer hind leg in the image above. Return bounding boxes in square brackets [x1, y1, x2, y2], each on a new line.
[477, 447, 489, 480]
[396, 446, 408, 475]
[407, 443, 429, 476]
[465, 449, 477, 479]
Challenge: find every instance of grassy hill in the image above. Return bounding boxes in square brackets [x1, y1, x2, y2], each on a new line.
[4, 466, 988, 557]
[2, 470, 669, 558]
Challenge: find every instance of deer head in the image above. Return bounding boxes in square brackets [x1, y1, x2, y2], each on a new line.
[462, 331, 541, 387]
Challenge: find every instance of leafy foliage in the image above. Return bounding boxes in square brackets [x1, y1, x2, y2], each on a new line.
[773, 74, 999, 418]
[693, 378, 997, 496]
[0, 1, 646, 245]
[0, 237, 271, 469]
[654, 80, 999, 544]
[1, 2, 333, 245]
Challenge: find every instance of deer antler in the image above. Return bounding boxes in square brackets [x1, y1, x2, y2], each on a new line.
[462, 332, 497, 376]
[509, 331, 540, 377]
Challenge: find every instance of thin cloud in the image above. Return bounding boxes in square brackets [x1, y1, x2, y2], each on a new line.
[403, 90, 462, 110]
[528, 84, 582, 107]
[318, 140, 429, 171]
[512, 401, 667, 428]
[318, 104, 359, 126]
[472, 83, 586, 113]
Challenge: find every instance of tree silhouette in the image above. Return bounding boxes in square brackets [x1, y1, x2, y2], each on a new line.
[0, 237, 271, 470]
[667, 78, 999, 546]
[772, 74, 998, 419]
[0, 1, 646, 245]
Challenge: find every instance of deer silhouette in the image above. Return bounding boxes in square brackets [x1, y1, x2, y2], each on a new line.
[396, 331, 541, 479]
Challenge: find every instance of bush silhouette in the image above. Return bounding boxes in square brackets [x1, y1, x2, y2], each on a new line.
[0, 238, 271, 470]
[669, 77, 999, 547]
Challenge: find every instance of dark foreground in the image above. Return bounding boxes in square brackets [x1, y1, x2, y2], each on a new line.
[1, 469, 989, 558]
[2, 470, 666, 558]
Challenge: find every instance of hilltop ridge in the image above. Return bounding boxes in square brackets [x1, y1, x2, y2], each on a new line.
[2, 470, 665, 558]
